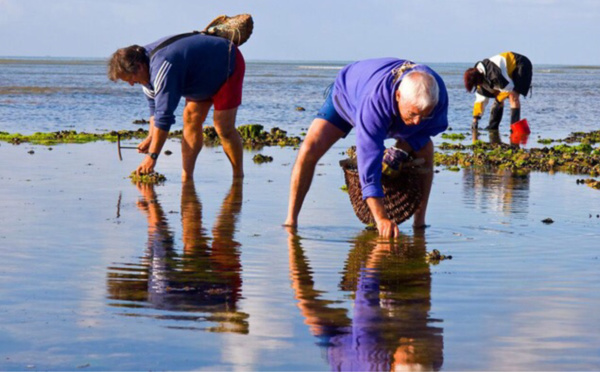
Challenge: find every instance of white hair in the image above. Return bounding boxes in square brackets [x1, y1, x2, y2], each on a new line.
[398, 70, 439, 111]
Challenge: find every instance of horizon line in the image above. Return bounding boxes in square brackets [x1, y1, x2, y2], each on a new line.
[0, 56, 599, 68]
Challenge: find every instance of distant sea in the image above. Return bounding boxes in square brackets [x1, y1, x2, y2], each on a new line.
[1, 58, 599, 142]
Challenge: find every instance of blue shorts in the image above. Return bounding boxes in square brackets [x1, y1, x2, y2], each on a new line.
[315, 86, 353, 137]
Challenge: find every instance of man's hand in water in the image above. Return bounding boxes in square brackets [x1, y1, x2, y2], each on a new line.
[375, 217, 400, 238]
[136, 155, 156, 175]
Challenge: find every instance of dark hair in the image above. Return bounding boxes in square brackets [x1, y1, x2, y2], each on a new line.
[107, 45, 149, 81]
[463, 67, 484, 93]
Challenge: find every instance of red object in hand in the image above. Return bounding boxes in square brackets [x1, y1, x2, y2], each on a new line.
[511, 118, 531, 135]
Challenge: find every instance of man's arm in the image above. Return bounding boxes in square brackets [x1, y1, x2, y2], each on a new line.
[135, 58, 182, 174]
[355, 97, 399, 238]
[138, 116, 155, 153]
[136, 127, 169, 175]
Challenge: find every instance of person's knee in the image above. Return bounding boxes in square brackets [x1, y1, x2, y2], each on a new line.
[214, 123, 239, 142]
[296, 135, 331, 166]
[213, 109, 239, 140]
[184, 102, 209, 126]
[509, 92, 521, 107]
[298, 119, 344, 164]
[296, 144, 320, 166]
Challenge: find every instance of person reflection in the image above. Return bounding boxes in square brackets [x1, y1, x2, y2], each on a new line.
[472, 126, 529, 147]
[462, 167, 530, 216]
[288, 229, 444, 371]
[107, 180, 247, 333]
[488, 129, 503, 145]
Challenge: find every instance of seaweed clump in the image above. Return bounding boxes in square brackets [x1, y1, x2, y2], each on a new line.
[434, 130, 600, 179]
[236, 125, 302, 148]
[252, 154, 273, 164]
[0, 129, 149, 145]
[425, 249, 452, 264]
[577, 178, 600, 190]
[0, 124, 304, 148]
[441, 132, 466, 141]
[129, 171, 166, 185]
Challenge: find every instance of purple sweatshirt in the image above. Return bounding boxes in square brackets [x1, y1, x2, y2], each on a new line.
[332, 58, 448, 199]
[143, 34, 236, 131]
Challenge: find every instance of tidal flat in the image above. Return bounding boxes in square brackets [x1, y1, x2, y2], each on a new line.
[1, 134, 599, 371]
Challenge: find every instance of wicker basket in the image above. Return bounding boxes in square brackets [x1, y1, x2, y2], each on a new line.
[203, 14, 254, 46]
[340, 158, 423, 225]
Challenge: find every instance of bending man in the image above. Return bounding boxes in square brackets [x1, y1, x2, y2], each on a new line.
[284, 58, 449, 238]
[108, 33, 245, 181]
[464, 52, 532, 130]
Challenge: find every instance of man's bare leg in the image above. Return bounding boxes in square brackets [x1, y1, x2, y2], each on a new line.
[181, 100, 212, 182]
[214, 107, 244, 178]
[284, 119, 345, 227]
[411, 140, 434, 228]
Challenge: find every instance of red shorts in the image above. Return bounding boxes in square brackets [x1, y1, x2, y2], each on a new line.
[185, 47, 245, 110]
[212, 48, 245, 110]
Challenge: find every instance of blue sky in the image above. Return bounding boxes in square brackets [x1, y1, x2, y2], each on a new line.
[0, 0, 598, 65]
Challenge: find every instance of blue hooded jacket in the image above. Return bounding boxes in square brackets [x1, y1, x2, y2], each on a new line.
[143, 34, 236, 131]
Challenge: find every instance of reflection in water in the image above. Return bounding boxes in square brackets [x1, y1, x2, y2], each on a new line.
[107, 180, 248, 333]
[463, 168, 530, 216]
[509, 131, 530, 146]
[488, 130, 503, 145]
[288, 230, 444, 371]
[472, 127, 529, 147]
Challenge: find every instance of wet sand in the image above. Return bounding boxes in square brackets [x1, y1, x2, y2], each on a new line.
[1, 137, 599, 370]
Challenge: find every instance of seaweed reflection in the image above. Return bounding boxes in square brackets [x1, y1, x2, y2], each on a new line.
[107, 180, 248, 333]
[288, 229, 444, 371]
[462, 167, 530, 216]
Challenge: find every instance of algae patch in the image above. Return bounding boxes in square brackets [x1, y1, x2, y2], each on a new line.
[426, 249, 452, 264]
[0, 125, 302, 148]
[129, 171, 166, 185]
[252, 154, 273, 164]
[435, 130, 600, 179]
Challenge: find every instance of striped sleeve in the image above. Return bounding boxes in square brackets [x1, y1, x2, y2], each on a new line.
[152, 60, 182, 132]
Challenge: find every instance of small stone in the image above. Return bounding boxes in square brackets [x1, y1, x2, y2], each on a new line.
[164, 150, 172, 156]
[542, 218, 554, 224]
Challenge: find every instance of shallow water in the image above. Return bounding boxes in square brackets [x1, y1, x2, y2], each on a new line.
[1, 58, 600, 142]
[1, 136, 599, 370]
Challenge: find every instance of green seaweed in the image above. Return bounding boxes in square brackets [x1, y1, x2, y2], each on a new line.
[252, 154, 273, 164]
[237, 124, 264, 140]
[0, 124, 303, 148]
[441, 133, 466, 141]
[129, 171, 167, 184]
[435, 130, 600, 180]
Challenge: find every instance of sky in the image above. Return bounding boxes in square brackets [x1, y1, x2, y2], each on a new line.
[0, 0, 599, 65]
